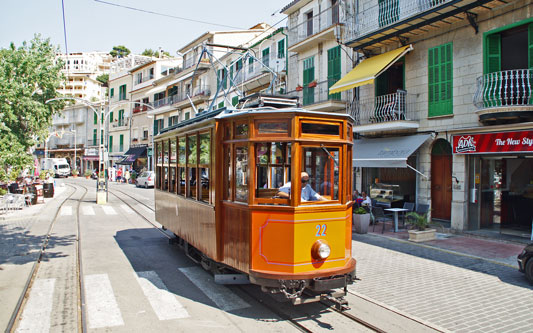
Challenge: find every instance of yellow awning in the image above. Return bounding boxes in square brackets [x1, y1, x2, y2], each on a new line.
[329, 44, 413, 94]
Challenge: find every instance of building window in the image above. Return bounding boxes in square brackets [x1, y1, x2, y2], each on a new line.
[109, 136, 113, 152]
[109, 111, 113, 123]
[277, 39, 285, 59]
[119, 135, 124, 152]
[218, 101, 224, 109]
[119, 84, 127, 100]
[110, 88, 114, 98]
[303, 56, 315, 105]
[93, 129, 97, 145]
[248, 58, 254, 74]
[118, 109, 124, 126]
[217, 68, 227, 89]
[428, 43, 453, 117]
[232, 96, 239, 106]
[327, 46, 341, 101]
[262, 47, 270, 68]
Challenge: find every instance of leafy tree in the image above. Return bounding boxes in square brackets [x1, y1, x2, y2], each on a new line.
[142, 48, 171, 58]
[96, 73, 109, 86]
[110, 45, 130, 58]
[0, 35, 65, 176]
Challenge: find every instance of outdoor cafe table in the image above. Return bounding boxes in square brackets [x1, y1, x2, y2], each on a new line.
[384, 208, 409, 232]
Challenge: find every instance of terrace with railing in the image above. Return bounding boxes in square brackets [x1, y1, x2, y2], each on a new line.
[288, 2, 341, 47]
[348, 90, 417, 126]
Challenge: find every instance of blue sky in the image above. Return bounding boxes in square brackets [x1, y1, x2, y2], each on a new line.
[1, 0, 290, 54]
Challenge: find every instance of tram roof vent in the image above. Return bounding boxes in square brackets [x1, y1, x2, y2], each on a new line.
[238, 93, 300, 110]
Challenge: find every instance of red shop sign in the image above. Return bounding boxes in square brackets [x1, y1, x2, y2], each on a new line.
[452, 130, 533, 154]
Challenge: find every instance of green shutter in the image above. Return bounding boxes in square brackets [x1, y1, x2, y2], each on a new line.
[327, 46, 341, 100]
[94, 112, 97, 125]
[154, 119, 159, 135]
[303, 57, 315, 105]
[278, 39, 285, 58]
[120, 134, 124, 151]
[528, 23, 533, 69]
[232, 96, 239, 106]
[109, 111, 113, 123]
[263, 48, 270, 67]
[93, 129, 97, 144]
[109, 136, 113, 152]
[110, 88, 114, 98]
[101, 130, 103, 144]
[485, 33, 501, 74]
[218, 101, 224, 109]
[428, 43, 453, 117]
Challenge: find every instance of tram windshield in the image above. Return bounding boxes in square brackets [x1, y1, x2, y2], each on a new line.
[302, 146, 339, 202]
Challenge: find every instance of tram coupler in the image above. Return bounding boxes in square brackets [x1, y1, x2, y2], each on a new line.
[321, 293, 350, 311]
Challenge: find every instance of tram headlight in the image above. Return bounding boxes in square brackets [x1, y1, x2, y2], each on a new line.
[312, 240, 331, 260]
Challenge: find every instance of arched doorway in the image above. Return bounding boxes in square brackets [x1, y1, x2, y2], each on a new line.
[431, 139, 452, 220]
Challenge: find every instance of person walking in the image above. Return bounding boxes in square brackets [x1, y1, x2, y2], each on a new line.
[117, 168, 122, 183]
[124, 169, 130, 184]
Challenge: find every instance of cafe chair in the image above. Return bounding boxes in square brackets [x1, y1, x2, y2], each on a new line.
[372, 206, 394, 234]
[401, 202, 415, 227]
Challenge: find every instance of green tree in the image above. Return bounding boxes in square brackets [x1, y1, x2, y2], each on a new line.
[96, 73, 109, 87]
[142, 48, 171, 58]
[110, 45, 130, 58]
[0, 35, 65, 175]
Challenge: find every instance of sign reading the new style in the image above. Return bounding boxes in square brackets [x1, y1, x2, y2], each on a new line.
[452, 130, 533, 154]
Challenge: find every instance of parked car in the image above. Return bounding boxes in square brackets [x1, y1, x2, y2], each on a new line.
[135, 171, 155, 188]
[517, 243, 533, 284]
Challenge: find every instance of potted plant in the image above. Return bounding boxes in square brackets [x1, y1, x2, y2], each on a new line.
[353, 207, 371, 234]
[84, 169, 92, 179]
[308, 80, 317, 88]
[295, 85, 303, 91]
[72, 169, 79, 177]
[406, 212, 436, 242]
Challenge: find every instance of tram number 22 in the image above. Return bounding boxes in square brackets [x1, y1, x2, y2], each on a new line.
[315, 224, 327, 237]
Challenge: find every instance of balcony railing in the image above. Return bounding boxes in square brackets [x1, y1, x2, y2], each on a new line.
[474, 69, 533, 109]
[132, 105, 149, 114]
[288, 80, 347, 106]
[344, 0, 451, 43]
[288, 2, 341, 47]
[349, 90, 417, 125]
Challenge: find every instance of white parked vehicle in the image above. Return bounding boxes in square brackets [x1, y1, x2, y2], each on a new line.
[41, 158, 71, 177]
[135, 171, 155, 188]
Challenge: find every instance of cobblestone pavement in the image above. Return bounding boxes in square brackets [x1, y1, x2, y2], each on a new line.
[350, 234, 533, 333]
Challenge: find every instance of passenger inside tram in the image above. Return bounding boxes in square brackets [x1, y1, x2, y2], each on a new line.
[277, 172, 327, 201]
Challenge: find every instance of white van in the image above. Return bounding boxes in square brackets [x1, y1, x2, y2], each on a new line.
[42, 158, 71, 177]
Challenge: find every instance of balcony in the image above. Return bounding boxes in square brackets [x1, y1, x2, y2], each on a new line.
[288, 3, 342, 52]
[132, 105, 149, 114]
[288, 80, 347, 112]
[172, 85, 211, 109]
[112, 117, 129, 129]
[474, 69, 533, 125]
[344, 0, 501, 50]
[349, 90, 419, 133]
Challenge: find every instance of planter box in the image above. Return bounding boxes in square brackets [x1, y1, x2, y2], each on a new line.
[353, 213, 371, 234]
[408, 229, 436, 242]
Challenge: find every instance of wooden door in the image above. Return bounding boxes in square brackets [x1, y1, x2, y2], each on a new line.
[431, 141, 452, 220]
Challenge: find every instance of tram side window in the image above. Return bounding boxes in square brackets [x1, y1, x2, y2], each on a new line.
[155, 142, 162, 190]
[235, 145, 248, 203]
[256, 142, 291, 203]
[170, 138, 177, 193]
[178, 137, 186, 195]
[199, 131, 211, 203]
[223, 144, 231, 200]
[162, 140, 169, 191]
[302, 146, 339, 202]
[187, 135, 197, 198]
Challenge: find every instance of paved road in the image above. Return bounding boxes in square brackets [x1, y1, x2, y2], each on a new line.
[350, 234, 533, 333]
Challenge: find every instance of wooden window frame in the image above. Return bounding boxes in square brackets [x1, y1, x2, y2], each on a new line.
[253, 119, 291, 139]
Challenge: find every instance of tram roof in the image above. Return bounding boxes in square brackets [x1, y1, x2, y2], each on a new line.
[158, 106, 353, 137]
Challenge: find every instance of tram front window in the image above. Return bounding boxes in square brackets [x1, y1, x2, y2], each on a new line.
[302, 146, 339, 202]
[255, 142, 291, 203]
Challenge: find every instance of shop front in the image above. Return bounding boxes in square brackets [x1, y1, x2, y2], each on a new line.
[354, 134, 432, 208]
[453, 130, 533, 239]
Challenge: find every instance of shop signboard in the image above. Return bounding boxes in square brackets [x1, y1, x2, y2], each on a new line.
[452, 130, 533, 154]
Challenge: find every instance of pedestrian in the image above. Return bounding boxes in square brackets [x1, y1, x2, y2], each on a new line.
[124, 169, 130, 184]
[117, 168, 122, 183]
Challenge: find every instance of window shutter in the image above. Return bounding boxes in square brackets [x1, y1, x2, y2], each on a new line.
[109, 112, 113, 123]
[428, 43, 453, 117]
[94, 112, 97, 125]
[109, 136, 113, 152]
[485, 33, 501, 74]
[93, 129, 97, 143]
[327, 46, 341, 100]
[120, 135, 123, 145]
[529, 23, 533, 69]
[232, 96, 239, 106]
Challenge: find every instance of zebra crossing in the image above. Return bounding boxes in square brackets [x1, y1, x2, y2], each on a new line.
[57, 203, 148, 216]
[17, 269, 250, 331]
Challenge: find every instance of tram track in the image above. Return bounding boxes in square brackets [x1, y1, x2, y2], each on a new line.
[6, 183, 88, 333]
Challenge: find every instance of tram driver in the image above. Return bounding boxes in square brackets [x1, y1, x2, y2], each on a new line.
[277, 172, 327, 201]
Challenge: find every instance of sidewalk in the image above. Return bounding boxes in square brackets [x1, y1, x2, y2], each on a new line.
[0, 184, 67, 222]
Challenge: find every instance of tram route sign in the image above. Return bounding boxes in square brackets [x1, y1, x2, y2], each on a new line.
[452, 130, 533, 154]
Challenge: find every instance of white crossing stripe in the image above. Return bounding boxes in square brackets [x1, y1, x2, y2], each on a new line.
[179, 267, 250, 312]
[60, 206, 72, 216]
[16, 278, 56, 333]
[85, 274, 124, 328]
[82, 206, 95, 216]
[120, 204, 134, 214]
[101, 206, 117, 215]
[135, 271, 189, 320]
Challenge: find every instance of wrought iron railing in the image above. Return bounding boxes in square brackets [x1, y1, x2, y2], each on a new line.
[348, 90, 417, 125]
[474, 69, 533, 109]
[344, 0, 451, 43]
[288, 2, 341, 47]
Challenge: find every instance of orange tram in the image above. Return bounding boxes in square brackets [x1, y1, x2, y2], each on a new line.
[154, 95, 356, 306]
